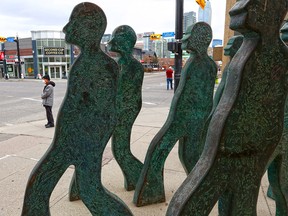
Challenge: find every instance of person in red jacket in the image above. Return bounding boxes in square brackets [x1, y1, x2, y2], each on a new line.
[166, 66, 174, 90]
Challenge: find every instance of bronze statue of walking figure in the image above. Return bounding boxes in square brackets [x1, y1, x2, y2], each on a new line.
[21, 3, 132, 216]
[133, 22, 217, 206]
[107, 25, 144, 191]
[167, 0, 288, 215]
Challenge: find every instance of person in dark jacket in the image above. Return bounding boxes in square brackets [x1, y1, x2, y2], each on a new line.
[41, 74, 55, 128]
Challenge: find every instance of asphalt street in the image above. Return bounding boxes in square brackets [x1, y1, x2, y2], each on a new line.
[0, 72, 174, 127]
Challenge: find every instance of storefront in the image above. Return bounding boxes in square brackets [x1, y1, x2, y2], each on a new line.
[0, 30, 75, 79]
[31, 30, 74, 79]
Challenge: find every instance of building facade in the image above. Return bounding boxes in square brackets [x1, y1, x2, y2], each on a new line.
[31, 30, 73, 79]
[183, 11, 197, 33]
[198, 0, 212, 26]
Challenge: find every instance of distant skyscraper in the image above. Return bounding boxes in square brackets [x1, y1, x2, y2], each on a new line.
[198, 0, 212, 26]
[183, 11, 197, 33]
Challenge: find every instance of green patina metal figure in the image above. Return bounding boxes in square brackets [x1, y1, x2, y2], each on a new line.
[178, 35, 244, 177]
[266, 20, 288, 216]
[21, 2, 132, 216]
[166, 0, 288, 215]
[108, 25, 144, 191]
[213, 35, 243, 111]
[133, 22, 217, 207]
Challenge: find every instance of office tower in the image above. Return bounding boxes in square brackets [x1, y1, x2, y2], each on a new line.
[183, 11, 197, 33]
[198, 0, 212, 26]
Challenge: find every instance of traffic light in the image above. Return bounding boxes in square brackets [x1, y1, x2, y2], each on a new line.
[0, 36, 6, 43]
[150, 34, 162, 40]
[196, 0, 206, 9]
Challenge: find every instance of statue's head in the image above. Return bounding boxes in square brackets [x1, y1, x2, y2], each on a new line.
[108, 25, 137, 54]
[181, 22, 212, 54]
[224, 35, 244, 58]
[63, 2, 107, 47]
[229, 0, 288, 34]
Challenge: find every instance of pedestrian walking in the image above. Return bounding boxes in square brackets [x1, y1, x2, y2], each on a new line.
[166, 66, 173, 90]
[41, 74, 55, 128]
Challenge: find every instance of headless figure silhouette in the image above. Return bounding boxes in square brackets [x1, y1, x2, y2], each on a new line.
[108, 25, 144, 191]
[21, 3, 132, 216]
[266, 21, 288, 216]
[133, 22, 217, 206]
[167, 1, 288, 215]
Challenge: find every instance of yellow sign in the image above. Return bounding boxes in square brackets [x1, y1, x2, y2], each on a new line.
[196, 0, 206, 9]
[150, 34, 162, 40]
[0, 36, 6, 43]
[27, 67, 33, 73]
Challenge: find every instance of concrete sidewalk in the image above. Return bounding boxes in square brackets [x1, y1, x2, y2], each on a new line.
[0, 106, 276, 215]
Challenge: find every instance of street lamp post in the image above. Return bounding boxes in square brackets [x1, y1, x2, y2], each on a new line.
[174, 0, 183, 92]
[14, 36, 22, 78]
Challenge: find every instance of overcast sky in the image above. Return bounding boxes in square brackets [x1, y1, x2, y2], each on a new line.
[0, 0, 226, 40]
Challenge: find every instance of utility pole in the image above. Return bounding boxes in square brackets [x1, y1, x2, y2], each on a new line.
[14, 36, 22, 78]
[174, 0, 183, 92]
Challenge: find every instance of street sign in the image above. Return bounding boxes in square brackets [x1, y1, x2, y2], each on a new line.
[150, 34, 162, 40]
[0, 36, 6, 43]
[162, 32, 175, 38]
[6, 37, 15, 42]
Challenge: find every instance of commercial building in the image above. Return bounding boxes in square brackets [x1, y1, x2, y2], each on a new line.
[0, 30, 74, 79]
[183, 11, 197, 33]
[0, 30, 143, 79]
[198, 0, 212, 26]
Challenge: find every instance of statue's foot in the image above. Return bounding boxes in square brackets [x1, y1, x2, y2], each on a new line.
[133, 174, 165, 206]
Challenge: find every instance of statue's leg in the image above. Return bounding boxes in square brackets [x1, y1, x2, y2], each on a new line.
[218, 189, 233, 216]
[219, 156, 266, 216]
[179, 119, 209, 175]
[76, 154, 133, 216]
[166, 157, 228, 216]
[21, 148, 68, 216]
[112, 122, 143, 191]
[268, 155, 288, 216]
[133, 125, 184, 206]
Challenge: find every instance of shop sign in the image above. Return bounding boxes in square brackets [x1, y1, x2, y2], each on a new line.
[44, 47, 65, 55]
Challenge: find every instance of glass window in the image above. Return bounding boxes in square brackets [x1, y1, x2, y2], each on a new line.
[54, 39, 61, 47]
[55, 57, 61, 62]
[36, 40, 42, 47]
[41, 32, 48, 39]
[37, 48, 42, 55]
[47, 32, 54, 38]
[44, 39, 48, 47]
[43, 57, 48, 62]
[48, 39, 54, 47]
[49, 57, 55, 62]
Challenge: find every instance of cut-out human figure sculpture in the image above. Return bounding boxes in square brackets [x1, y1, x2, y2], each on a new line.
[21, 3, 132, 216]
[133, 22, 217, 207]
[213, 35, 243, 111]
[166, 0, 288, 215]
[266, 21, 288, 216]
[108, 25, 144, 191]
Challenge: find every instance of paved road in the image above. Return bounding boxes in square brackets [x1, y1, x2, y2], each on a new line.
[0, 72, 174, 127]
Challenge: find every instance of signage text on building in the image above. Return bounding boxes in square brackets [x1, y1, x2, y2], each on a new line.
[44, 47, 65, 55]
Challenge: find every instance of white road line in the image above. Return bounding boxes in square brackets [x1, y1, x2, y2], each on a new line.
[21, 97, 42, 102]
[143, 102, 157, 105]
[0, 155, 11, 160]
[30, 158, 39, 161]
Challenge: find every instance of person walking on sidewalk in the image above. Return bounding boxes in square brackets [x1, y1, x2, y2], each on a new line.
[166, 66, 173, 90]
[41, 74, 55, 128]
